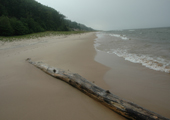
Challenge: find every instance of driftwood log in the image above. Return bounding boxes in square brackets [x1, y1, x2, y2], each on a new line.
[26, 58, 169, 120]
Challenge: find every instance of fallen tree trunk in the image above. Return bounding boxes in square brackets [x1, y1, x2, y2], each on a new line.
[26, 58, 169, 120]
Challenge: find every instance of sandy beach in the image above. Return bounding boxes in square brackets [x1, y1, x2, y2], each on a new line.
[0, 33, 126, 120]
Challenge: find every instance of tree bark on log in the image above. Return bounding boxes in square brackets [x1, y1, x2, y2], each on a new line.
[26, 58, 169, 120]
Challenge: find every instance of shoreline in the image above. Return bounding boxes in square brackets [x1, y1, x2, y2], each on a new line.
[0, 33, 126, 120]
[95, 46, 170, 119]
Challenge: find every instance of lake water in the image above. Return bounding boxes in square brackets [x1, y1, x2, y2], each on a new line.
[95, 27, 170, 73]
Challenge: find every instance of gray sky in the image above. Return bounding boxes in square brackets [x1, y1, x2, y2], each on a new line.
[35, 0, 170, 30]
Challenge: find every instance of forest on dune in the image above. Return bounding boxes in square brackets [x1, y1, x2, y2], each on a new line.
[0, 0, 94, 36]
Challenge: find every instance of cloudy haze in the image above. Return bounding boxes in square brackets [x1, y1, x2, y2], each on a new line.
[36, 0, 170, 30]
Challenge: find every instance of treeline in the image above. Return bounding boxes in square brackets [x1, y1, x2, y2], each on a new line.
[0, 0, 94, 36]
[65, 20, 94, 31]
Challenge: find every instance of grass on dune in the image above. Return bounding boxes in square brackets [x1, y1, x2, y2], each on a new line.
[0, 31, 87, 42]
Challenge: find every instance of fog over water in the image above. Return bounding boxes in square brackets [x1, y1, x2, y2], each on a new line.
[36, 0, 170, 30]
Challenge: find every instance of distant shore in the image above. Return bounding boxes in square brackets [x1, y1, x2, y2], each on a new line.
[0, 33, 125, 120]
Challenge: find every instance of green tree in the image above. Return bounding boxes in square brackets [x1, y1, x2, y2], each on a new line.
[0, 16, 14, 36]
[10, 18, 29, 35]
[0, 4, 8, 16]
[26, 18, 44, 33]
[0, 0, 94, 36]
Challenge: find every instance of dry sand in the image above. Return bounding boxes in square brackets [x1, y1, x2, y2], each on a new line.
[0, 33, 126, 120]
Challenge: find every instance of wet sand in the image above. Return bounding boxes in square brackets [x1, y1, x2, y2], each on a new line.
[0, 33, 126, 120]
[95, 50, 170, 119]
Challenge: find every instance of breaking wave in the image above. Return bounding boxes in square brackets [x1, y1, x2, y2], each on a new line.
[95, 32, 170, 73]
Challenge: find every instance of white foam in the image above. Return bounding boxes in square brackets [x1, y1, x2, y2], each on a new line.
[111, 49, 170, 73]
[96, 32, 106, 39]
[94, 32, 104, 52]
[109, 34, 129, 40]
[95, 33, 170, 74]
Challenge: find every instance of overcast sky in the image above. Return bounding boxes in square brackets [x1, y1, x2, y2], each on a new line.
[35, 0, 170, 30]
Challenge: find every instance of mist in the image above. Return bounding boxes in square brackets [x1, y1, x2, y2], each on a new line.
[36, 0, 170, 30]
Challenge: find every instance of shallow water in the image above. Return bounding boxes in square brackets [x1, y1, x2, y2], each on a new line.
[95, 27, 170, 73]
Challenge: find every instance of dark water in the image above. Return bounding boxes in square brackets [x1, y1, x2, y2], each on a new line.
[95, 27, 170, 73]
